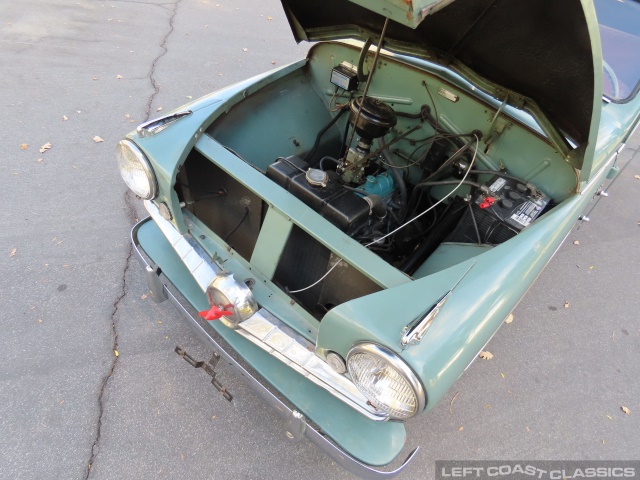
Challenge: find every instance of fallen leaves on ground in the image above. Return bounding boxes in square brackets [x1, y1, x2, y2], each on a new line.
[505, 313, 514, 324]
[10, 248, 17, 257]
[573, 240, 580, 245]
[621, 406, 631, 415]
[606, 415, 613, 420]
[39, 142, 52, 153]
[501, 372, 505, 379]
[141, 294, 147, 300]
[479, 351, 493, 360]
[114, 350, 119, 357]
[63, 115, 68, 121]
[564, 301, 570, 308]
[449, 391, 459, 413]
[93, 136, 104, 143]
[458, 426, 464, 431]
[116, 74, 123, 79]
[267, 16, 272, 20]
[20, 143, 28, 150]
[634, 174, 640, 180]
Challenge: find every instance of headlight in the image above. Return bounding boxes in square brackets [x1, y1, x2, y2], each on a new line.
[347, 343, 425, 420]
[116, 139, 157, 199]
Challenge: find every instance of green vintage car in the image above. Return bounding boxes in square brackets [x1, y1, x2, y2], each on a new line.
[116, 0, 640, 476]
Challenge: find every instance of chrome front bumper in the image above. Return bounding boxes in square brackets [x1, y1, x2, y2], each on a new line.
[131, 214, 418, 478]
[143, 200, 384, 421]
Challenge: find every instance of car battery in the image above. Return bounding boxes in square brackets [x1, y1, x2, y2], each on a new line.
[448, 175, 550, 245]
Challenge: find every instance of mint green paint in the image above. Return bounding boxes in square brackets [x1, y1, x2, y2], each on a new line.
[347, 0, 449, 29]
[413, 243, 493, 279]
[316, 169, 614, 412]
[184, 210, 319, 340]
[250, 207, 293, 280]
[306, 42, 578, 200]
[136, 219, 407, 466]
[194, 134, 411, 289]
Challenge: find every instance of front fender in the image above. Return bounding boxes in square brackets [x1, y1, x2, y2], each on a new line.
[317, 189, 592, 413]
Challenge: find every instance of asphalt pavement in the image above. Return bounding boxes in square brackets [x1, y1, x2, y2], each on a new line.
[0, 1, 638, 479]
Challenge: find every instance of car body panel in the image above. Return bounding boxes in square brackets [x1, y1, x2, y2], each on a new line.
[116, 0, 640, 475]
[135, 217, 409, 467]
[281, 0, 604, 167]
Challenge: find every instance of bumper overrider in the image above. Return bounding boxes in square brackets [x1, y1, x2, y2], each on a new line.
[131, 200, 418, 478]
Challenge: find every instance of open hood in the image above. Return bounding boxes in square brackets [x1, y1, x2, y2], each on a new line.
[281, 0, 603, 169]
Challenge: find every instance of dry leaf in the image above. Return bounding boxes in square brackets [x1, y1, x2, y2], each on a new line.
[602, 439, 605, 444]
[124, 113, 131, 118]
[93, 136, 104, 143]
[114, 350, 119, 357]
[37, 157, 44, 163]
[116, 74, 123, 79]
[38, 319, 43, 323]
[505, 313, 514, 324]
[573, 240, 580, 245]
[501, 372, 505, 379]
[479, 351, 493, 360]
[267, 16, 272, 20]
[10, 248, 17, 257]
[242, 48, 248, 52]
[63, 115, 68, 121]
[39, 142, 52, 153]
[621, 406, 631, 415]
[606, 415, 612, 420]
[634, 175, 640, 180]
[485, 404, 491, 408]
[156, 107, 163, 112]
[140, 293, 147, 300]
[157, 320, 162, 324]
[589, 265, 595, 270]
[458, 426, 464, 431]
[449, 391, 459, 414]
[20, 143, 28, 150]
[92, 76, 98, 80]
[564, 301, 570, 308]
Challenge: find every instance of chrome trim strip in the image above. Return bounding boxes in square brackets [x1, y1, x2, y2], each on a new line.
[144, 201, 388, 421]
[237, 309, 387, 421]
[136, 110, 192, 137]
[145, 200, 220, 290]
[131, 218, 418, 479]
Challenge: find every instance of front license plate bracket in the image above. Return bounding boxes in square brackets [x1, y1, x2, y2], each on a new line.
[175, 346, 233, 402]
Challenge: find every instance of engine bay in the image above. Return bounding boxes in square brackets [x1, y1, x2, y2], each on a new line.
[175, 42, 576, 317]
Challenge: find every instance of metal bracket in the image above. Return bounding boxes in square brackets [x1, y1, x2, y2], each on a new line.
[174, 346, 233, 402]
[144, 265, 167, 303]
[284, 410, 307, 442]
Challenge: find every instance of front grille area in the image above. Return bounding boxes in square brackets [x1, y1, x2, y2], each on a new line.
[176, 150, 264, 260]
[175, 150, 382, 320]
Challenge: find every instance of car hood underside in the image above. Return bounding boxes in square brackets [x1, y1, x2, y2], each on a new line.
[280, 0, 603, 165]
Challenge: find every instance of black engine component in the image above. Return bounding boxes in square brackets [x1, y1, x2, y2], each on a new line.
[448, 175, 550, 244]
[266, 156, 371, 234]
[349, 96, 397, 143]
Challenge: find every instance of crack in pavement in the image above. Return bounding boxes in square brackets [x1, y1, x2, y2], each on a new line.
[83, 1, 182, 477]
[145, 0, 183, 121]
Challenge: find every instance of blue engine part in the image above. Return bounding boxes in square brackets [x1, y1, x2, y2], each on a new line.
[362, 172, 395, 198]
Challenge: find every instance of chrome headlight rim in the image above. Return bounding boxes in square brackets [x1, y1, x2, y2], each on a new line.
[346, 342, 426, 420]
[116, 139, 157, 200]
